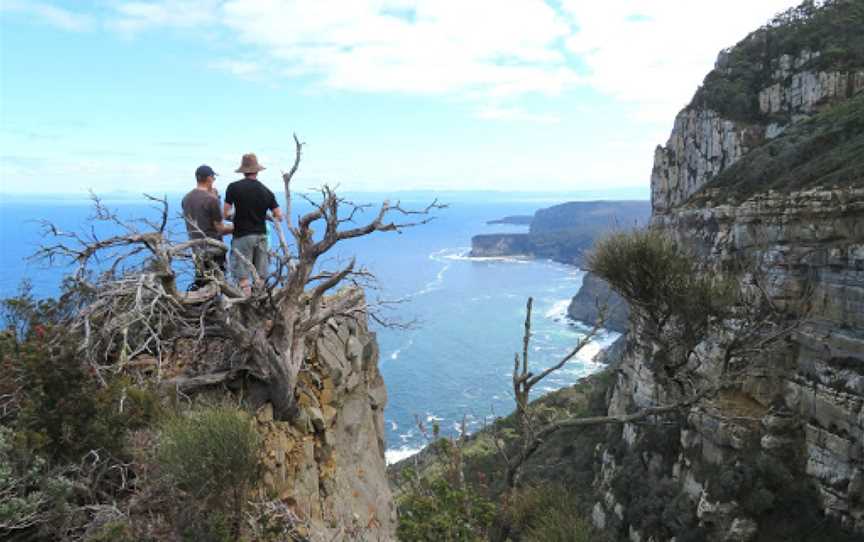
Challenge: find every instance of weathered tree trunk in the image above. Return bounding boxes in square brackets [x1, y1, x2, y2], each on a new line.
[268, 369, 299, 421]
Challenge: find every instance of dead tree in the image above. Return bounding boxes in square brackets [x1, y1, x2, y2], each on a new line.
[495, 296, 700, 489]
[497, 230, 810, 490]
[36, 136, 444, 421]
[495, 297, 604, 488]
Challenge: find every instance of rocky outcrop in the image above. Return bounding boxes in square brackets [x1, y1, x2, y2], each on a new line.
[657, 187, 864, 530]
[530, 201, 650, 235]
[651, 108, 753, 214]
[594, 9, 864, 538]
[758, 54, 864, 121]
[567, 272, 629, 333]
[253, 306, 396, 540]
[652, 48, 864, 215]
[593, 191, 864, 540]
[471, 201, 650, 265]
[469, 233, 533, 258]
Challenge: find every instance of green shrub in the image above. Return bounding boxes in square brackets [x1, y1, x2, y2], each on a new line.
[396, 469, 495, 542]
[84, 519, 138, 542]
[495, 484, 593, 542]
[694, 93, 864, 205]
[523, 512, 592, 542]
[179, 511, 233, 542]
[12, 340, 160, 464]
[1, 279, 88, 346]
[0, 426, 74, 539]
[702, 455, 860, 541]
[157, 405, 261, 540]
[588, 229, 736, 364]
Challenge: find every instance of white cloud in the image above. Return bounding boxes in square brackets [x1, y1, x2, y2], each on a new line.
[104, 0, 802, 125]
[15, 0, 803, 129]
[209, 58, 263, 78]
[108, 0, 221, 34]
[220, 0, 577, 97]
[0, 0, 94, 31]
[107, 0, 580, 120]
[559, 0, 797, 122]
[475, 104, 560, 124]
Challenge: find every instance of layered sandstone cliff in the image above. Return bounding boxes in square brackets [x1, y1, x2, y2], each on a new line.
[252, 307, 396, 540]
[592, 4, 864, 540]
[652, 50, 864, 213]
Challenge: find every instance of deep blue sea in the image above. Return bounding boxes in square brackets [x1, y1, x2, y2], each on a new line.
[0, 189, 645, 462]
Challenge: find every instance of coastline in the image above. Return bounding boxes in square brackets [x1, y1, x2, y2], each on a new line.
[384, 251, 622, 465]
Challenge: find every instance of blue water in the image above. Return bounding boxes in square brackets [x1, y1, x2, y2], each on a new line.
[0, 190, 636, 461]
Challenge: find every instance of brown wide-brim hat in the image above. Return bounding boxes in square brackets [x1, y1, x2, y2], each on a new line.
[235, 153, 266, 174]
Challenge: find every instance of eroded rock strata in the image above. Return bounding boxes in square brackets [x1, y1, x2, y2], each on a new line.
[253, 303, 396, 540]
[592, 5, 864, 540]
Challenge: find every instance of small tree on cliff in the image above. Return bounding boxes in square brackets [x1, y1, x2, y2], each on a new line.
[588, 228, 811, 394]
[37, 135, 443, 421]
[497, 228, 808, 491]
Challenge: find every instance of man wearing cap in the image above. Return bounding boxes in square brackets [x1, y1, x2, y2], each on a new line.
[223, 153, 282, 294]
[182, 165, 233, 289]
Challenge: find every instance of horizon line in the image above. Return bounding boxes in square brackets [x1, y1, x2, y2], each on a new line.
[0, 186, 649, 197]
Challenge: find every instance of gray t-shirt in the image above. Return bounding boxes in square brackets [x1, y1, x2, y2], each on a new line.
[181, 188, 222, 240]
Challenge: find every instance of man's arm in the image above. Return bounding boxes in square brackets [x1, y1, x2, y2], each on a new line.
[210, 199, 233, 235]
[267, 189, 282, 222]
[214, 218, 234, 235]
[223, 184, 235, 220]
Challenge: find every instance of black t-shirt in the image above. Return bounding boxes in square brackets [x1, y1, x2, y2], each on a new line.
[225, 178, 279, 238]
[181, 188, 222, 240]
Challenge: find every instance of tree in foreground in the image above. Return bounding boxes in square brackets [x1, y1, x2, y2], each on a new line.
[36, 135, 443, 422]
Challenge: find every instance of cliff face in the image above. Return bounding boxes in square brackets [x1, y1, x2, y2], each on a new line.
[567, 272, 629, 333]
[253, 304, 396, 540]
[469, 233, 534, 258]
[655, 186, 864, 519]
[593, 4, 864, 540]
[472, 201, 646, 334]
[530, 201, 651, 235]
[652, 51, 864, 213]
[470, 202, 649, 269]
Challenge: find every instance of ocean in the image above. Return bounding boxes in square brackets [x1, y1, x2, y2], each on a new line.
[0, 189, 643, 462]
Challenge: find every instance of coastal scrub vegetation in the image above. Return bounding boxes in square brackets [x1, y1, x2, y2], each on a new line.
[156, 406, 262, 541]
[394, 227, 828, 541]
[699, 455, 860, 542]
[0, 136, 442, 539]
[396, 468, 496, 542]
[690, 0, 864, 122]
[0, 290, 156, 539]
[694, 93, 864, 204]
[392, 374, 613, 542]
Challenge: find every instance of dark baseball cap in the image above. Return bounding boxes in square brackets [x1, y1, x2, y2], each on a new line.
[195, 164, 218, 178]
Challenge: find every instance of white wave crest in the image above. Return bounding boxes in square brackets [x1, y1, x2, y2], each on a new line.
[544, 299, 572, 320]
[406, 250, 454, 297]
[386, 447, 422, 465]
[389, 338, 414, 360]
[572, 330, 622, 363]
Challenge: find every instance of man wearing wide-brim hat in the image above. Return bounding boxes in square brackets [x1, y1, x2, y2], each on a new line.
[223, 153, 282, 294]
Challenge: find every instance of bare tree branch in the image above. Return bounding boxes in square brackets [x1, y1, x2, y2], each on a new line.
[35, 135, 442, 421]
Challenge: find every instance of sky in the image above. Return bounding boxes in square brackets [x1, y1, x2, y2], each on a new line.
[0, 0, 798, 195]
